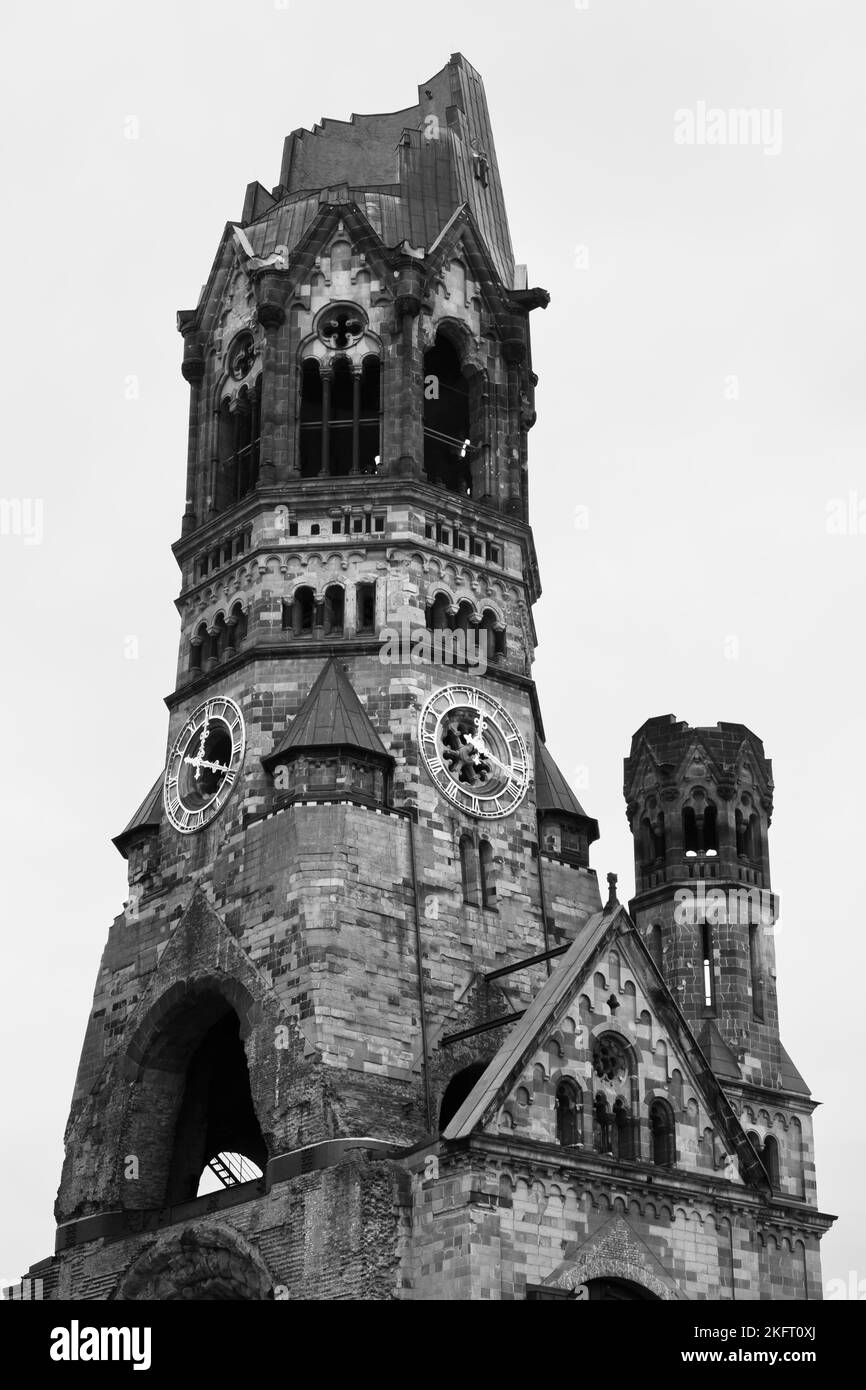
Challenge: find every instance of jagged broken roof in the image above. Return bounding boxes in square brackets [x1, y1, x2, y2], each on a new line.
[265, 659, 391, 763]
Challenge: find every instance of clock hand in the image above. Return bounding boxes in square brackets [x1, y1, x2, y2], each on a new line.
[183, 755, 231, 775]
[466, 737, 512, 776]
[191, 719, 210, 778]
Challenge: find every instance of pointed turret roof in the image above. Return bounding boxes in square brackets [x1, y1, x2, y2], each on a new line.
[534, 737, 599, 841]
[112, 774, 163, 858]
[264, 659, 391, 765]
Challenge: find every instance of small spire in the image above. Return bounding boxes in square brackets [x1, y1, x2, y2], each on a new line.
[606, 872, 619, 909]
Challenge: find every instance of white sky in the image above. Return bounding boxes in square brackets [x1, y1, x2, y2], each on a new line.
[1, 0, 862, 1291]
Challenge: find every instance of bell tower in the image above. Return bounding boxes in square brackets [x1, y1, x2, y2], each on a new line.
[624, 715, 821, 1207]
[18, 57, 830, 1306]
[32, 54, 604, 1302]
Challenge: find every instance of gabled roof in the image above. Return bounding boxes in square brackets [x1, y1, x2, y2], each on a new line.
[442, 900, 771, 1193]
[443, 902, 619, 1141]
[112, 774, 163, 858]
[263, 659, 391, 766]
[534, 737, 599, 841]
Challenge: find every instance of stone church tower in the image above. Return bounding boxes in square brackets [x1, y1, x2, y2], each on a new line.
[24, 54, 832, 1301]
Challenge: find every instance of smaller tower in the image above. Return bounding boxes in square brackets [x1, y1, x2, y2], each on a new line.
[624, 715, 820, 1207]
[624, 715, 778, 1061]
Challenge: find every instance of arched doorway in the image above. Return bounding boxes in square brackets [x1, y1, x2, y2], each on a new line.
[583, 1277, 660, 1301]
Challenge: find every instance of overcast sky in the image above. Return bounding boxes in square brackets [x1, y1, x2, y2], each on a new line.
[1, 0, 863, 1292]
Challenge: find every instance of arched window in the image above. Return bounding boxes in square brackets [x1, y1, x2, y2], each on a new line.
[653, 812, 666, 861]
[226, 602, 247, 655]
[650, 1099, 676, 1166]
[762, 1135, 781, 1189]
[298, 342, 381, 479]
[358, 357, 381, 474]
[215, 380, 261, 510]
[735, 809, 747, 857]
[328, 358, 355, 477]
[168, 1010, 267, 1202]
[189, 622, 208, 674]
[299, 359, 324, 477]
[479, 839, 497, 908]
[683, 806, 699, 855]
[439, 1062, 487, 1131]
[426, 592, 452, 631]
[323, 585, 344, 636]
[648, 923, 663, 970]
[460, 833, 478, 905]
[703, 802, 718, 855]
[593, 1094, 613, 1153]
[356, 582, 376, 634]
[702, 922, 715, 1009]
[209, 613, 227, 667]
[612, 1096, 634, 1160]
[641, 817, 656, 867]
[749, 923, 765, 1021]
[423, 336, 471, 494]
[289, 587, 314, 636]
[737, 809, 761, 861]
[454, 599, 474, 633]
[556, 1081, 583, 1147]
[479, 609, 505, 662]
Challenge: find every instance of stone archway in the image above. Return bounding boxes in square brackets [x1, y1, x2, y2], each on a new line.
[583, 1277, 660, 1301]
[547, 1217, 685, 1301]
[115, 1224, 276, 1302]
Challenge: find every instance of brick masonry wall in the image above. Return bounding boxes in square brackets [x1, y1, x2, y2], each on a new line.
[405, 1152, 823, 1301]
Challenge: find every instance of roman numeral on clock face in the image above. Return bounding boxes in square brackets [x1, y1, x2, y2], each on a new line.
[163, 696, 245, 834]
[418, 686, 529, 821]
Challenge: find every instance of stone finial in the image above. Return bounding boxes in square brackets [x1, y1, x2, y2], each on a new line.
[606, 872, 618, 909]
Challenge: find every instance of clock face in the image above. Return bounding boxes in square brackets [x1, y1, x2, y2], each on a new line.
[419, 685, 529, 819]
[163, 696, 245, 834]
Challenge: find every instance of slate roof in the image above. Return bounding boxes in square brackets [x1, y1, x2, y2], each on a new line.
[534, 737, 599, 841]
[778, 1043, 810, 1096]
[264, 659, 391, 764]
[698, 1019, 742, 1082]
[112, 774, 163, 857]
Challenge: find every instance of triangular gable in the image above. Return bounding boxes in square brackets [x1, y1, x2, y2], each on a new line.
[622, 735, 666, 803]
[443, 902, 769, 1192]
[268, 201, 398, 299]
[424, 204, 514, 317]
[673, 739, 722, 788]
[542, 1215, 687, 1301]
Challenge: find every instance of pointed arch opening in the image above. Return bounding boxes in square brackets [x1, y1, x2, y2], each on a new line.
[555, 1079, 583, 1147]
[423, 335, 472, 494]
[122, 985, 268, 1212]
[439, 1062, 487, 1132]
[650, 1098, 676, 1166]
